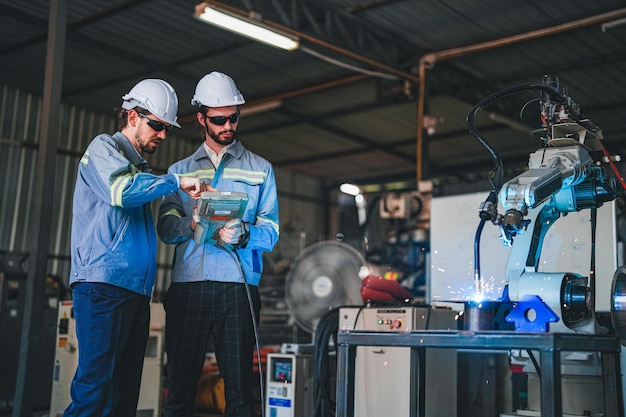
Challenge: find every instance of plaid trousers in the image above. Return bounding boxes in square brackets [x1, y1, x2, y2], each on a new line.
[163, 281, 261, 417]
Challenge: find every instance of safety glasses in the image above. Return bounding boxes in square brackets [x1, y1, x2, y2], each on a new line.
[137, 112, 171, 132]
[205, 112, 240, 126]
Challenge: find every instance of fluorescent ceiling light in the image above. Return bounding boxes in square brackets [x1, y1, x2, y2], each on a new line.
[340, 183, 362, 196]
[195, 5, 300, 51]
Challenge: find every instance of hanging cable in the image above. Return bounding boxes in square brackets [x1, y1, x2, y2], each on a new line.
[466, 82, 565, 195]
[313, 307, 341, 417]
[300, 46, 400, 80]
[219, 245, 266, 417]
[473, 217, 487, 294]
[598, 139, 626, 191]
[467, 81, 569, 287]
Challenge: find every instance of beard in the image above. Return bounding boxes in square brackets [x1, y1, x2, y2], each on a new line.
[207, 125, 237, 146]
[135, 126, 160, 154]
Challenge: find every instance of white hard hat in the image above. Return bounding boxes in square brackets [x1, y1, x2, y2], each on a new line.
[121, 79, 181, 128]
[191, 72, 245, 108]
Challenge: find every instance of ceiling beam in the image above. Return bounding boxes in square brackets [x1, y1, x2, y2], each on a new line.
[415, 6, 626, 184]
[0, 0, 152, 56]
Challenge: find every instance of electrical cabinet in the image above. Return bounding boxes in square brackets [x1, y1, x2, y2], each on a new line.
[338, 306, 458, 417]
[265, 353, 314, 417]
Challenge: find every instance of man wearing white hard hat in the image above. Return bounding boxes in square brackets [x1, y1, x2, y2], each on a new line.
[158, 72, 280, 417]
[64, 79, 204, 416]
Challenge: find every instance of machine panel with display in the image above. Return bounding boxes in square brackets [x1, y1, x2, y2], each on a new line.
[265, 353, 313, 417]
[193, 191, 248, 245]
[270, 356, 293, 383]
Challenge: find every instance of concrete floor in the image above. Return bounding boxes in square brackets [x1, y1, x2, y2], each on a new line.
[0, 412, 224, 417]
[0, 411, 49, 417]
[0, 406, 258, 417]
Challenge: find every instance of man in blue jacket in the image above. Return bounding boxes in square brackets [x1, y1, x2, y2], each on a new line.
[157, 71, 280, 417]
[65, 78, 204, 417]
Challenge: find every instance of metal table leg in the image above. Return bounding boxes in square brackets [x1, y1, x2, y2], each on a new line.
[601, 350, 624, 417]
[336, 341, 356, 417]
[409, 346, 426, 417]
[540, 348, 561, 417]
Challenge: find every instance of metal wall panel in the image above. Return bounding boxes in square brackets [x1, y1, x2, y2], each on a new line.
[0, 85, 116, 283]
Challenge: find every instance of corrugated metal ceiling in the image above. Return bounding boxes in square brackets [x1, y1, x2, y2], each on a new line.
[1, 0, 625, 188]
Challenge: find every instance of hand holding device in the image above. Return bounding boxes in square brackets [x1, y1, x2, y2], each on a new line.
[192, 191, 248, 245]
[220, 218, 250, 247]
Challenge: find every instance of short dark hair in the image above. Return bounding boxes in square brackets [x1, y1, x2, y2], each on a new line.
[116, 106, 148, 131]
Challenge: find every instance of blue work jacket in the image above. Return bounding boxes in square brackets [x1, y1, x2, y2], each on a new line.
[69, 132, 180, 296]
[157, 141, 279, 286]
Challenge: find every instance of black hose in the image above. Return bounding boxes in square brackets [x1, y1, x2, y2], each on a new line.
[467, 81, 567, 287]
[474, 218, 487, 290]
[466, 82, 564, 194]
[313, 307, 341, 417]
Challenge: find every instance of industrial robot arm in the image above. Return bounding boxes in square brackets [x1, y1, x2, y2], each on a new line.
[466, 77, 623, 417]
[468, 75, 617, 333]
[497, 144, 613, 246]
[473, 75, 615, 247]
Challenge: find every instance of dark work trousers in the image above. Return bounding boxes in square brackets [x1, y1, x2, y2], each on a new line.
[163, 281, 261, 417]
[63, 282, 150, 417]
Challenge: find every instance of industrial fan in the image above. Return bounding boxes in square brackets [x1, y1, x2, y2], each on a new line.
[285, 241, 366, 333]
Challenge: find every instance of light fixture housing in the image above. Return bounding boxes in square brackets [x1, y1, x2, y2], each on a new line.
[340, 183, 362, 196]
[195, 3, 300, 51]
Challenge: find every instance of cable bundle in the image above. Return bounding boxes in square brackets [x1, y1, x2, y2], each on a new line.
[312, 307, 341, 417]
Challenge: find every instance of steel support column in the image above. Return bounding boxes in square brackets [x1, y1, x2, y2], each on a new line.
[12, 0, 67, 415]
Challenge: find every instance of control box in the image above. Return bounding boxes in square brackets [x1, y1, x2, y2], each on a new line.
[338, 306, 458, 417]
[265, 353, 313, 417]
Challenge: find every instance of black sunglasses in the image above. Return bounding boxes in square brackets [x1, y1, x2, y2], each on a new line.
[137, 112, 171, 132]
[205, 112, 240, 126]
